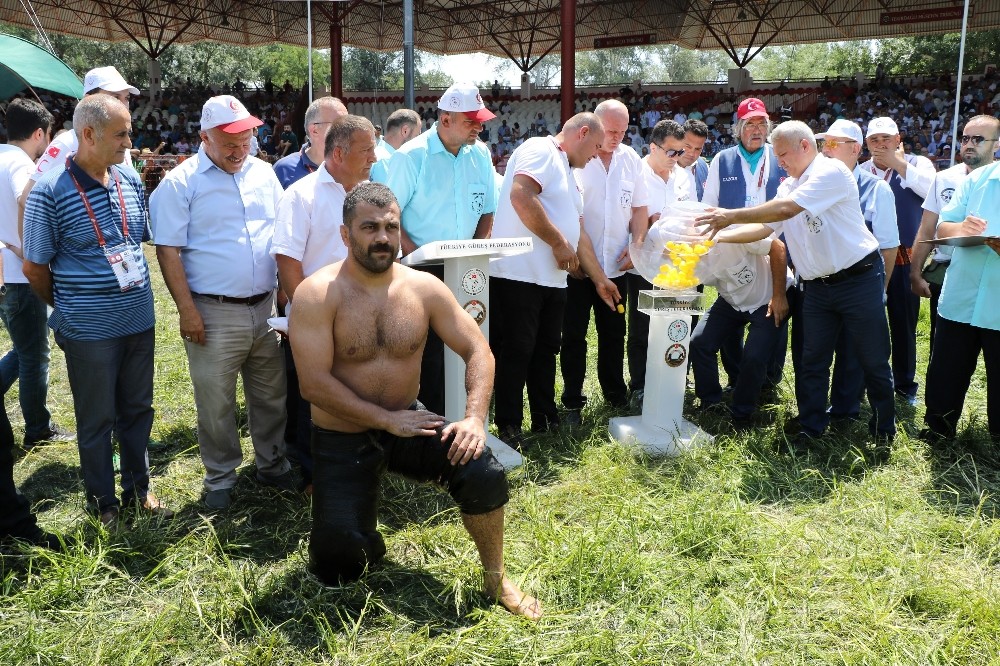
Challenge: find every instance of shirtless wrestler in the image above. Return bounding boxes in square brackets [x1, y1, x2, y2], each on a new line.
[289, 181, 541, 620]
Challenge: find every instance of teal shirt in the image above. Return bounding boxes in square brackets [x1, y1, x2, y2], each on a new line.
[368, 138, 395, 184]
[938, 160, 1000, 331]
[377, 123, 497, 248]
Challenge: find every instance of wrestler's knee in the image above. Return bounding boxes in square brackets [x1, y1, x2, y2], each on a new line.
[308, 528, 387, 584]
[448, 448, 509, 515]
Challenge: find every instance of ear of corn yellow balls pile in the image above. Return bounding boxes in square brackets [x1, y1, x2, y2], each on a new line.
[652, 239, 714, 289]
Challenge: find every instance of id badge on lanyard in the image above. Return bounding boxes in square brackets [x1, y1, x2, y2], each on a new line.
[745, 154, 766, 208]
[67, 159, 145, 292]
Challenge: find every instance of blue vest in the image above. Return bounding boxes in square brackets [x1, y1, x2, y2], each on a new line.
[692, 157, 709, 202]
[714, 146, 785, 209]
[884, 156, 924, 248]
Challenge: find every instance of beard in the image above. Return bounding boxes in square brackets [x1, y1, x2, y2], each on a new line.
[351, 238, 396, 274]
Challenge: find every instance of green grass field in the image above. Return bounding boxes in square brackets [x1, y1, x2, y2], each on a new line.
[2, 247, 999, 665]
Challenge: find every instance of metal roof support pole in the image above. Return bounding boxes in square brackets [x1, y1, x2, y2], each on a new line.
[560, 0, 575, 125]
[330, 21, 343, 99]
[404, 0, 415, 110]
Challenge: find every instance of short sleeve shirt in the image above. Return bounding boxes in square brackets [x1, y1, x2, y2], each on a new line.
[923, 163, 968, 262]
[765, 154, 879, 280]
[379, 125, 497, 249]
[23, 160, 153, 340]
[491, 137, 583, 288]
[273, 146, 320, 190]
[32, 130, 135, 182]
[0, 145, 34, 282]
[696, 236, 789, 312]
[271, 164, 349, 278]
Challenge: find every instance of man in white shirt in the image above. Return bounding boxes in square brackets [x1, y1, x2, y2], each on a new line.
[0, 99, 73, 448]
[697, 121, 896, 457]
[490, 113, 617, 445]
[910, 115, 999, 351]
[861, 116, 937, 406]
[151, 96, 293, 510]
[560, 100, 647, 421]
[271, 115, 377, 490]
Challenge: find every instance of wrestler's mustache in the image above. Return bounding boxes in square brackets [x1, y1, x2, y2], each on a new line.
[368, 242, 394, 255]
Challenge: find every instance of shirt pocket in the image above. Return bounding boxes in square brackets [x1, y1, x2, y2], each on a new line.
[724, 258, 757, 291]
[619, 179, 634, 209]
[468, 183, 487, 217]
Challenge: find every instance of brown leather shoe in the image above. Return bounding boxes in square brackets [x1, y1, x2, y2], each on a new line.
[303, 483, 313, 497]
[131, 493, 175, 519]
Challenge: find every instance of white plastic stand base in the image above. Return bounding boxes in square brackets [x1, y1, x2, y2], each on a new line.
[487, 434, 523, 469]
[609, 415, 714, 456]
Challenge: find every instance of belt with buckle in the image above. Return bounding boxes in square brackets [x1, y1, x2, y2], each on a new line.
[810, 252, 878, 286]
[193, 291, 270, 305]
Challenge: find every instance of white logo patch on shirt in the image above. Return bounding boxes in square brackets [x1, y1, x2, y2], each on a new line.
[805, 212, 823, 234]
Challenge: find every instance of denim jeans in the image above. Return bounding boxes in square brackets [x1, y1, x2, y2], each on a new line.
[797, 257, 895, 438]
[690, 294, 788, 418]
[0, 283, 54, 439]
[56, 328, 155, 512]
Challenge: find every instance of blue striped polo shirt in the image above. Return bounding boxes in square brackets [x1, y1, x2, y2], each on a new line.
[24, 159, 154, 341]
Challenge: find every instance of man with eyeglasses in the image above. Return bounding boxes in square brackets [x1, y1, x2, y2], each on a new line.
[911, 116, 999, 351]
[273, 96, 348, 190]
[920, 115, 1000, 445]
[818, 119, 899, 424]
[861, 116, 937, 407]
[560, 100, 647, 423]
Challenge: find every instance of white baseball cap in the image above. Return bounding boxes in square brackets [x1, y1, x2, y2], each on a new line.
[866, 117, 899, 138]
[816, 119, 863, 144]
[437, 82, 496, 122]
[83, 66, 139, 96]
[200, 95, 263, 133]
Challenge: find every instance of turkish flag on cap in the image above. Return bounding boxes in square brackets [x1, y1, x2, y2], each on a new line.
[737, 98, 770, 120]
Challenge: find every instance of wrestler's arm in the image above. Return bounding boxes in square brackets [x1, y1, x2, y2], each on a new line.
[425, 275, 494, 465]
[290, 272, 445, 437]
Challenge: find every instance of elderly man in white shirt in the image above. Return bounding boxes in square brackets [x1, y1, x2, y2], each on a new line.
[560, 100, 647, 421]
[697, 121, 896, 458]
[271, 115, 377, 491]
[151, 96, 293, 510]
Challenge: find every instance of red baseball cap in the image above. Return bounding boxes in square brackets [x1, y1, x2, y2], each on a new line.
[737, 98, 770, 121]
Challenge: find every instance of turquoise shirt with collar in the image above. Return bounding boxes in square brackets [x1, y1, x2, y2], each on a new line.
[369, 137, 396, 184]
[938, 159, 1000, 331]
[377, 122, 496, 249]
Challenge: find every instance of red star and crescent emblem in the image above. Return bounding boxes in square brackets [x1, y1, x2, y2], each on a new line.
[47, 146, 61, 158]
[229, 99, 240, 111]
[747, 99, 763, 112]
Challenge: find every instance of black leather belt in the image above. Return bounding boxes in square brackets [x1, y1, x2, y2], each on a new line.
[810, 251, 879, 286]
[193, 291, 270, 305]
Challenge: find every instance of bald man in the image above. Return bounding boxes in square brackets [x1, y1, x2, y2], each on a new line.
[560, 100, 648, 422]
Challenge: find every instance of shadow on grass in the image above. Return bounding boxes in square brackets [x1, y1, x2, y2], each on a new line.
[231, 562, 475, 652]
[923, 427, 1000, 518]
[18, 461, 80, 512]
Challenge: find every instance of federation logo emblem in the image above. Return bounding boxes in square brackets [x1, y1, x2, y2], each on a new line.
[464, 299, 487, 325]
[735, 266, 755, 285]
[804, 213, 823, 234]
[941, 187, 955, 204]
[448, 96, 460, 109]
[461, 268, 486, 295]
[471, 192, 485, 215]
[665, 343, 687, 367]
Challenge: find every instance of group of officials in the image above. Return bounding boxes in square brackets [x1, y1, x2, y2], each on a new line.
[2, 69, 999, 622]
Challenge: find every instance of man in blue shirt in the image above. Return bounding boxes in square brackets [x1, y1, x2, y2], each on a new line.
[273, 96, 348, 190]
[23, 96, 169, 526]
[376, 82, 497, 416]
[921, 116, 1000, 443]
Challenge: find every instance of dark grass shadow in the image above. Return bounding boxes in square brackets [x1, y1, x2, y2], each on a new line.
[231, 563, 477, 651]
[922, 425, 1000, 518]
[17, 460, 80, 511]
[148, 423, 200, 464]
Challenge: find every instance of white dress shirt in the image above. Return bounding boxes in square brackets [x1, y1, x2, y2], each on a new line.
[272, 164, 350, 277]
[696, 236, 792, 311]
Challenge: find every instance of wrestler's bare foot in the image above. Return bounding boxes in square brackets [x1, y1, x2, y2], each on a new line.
[484, 572, 542, 620]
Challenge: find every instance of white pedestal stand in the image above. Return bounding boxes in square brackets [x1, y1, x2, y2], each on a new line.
[609, 289, 714, 456]
[402, 238, 533, 470]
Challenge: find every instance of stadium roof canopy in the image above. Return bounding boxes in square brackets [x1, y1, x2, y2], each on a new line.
[0, 0, 996, 68]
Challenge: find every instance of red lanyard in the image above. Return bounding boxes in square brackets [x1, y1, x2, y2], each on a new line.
[66, 158, 129, 248]
[870, 162, 893, 182]
[756, 153, 766, 188]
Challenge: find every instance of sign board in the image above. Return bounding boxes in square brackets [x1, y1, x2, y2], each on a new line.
[880, 6, 968, 25]
[594, 34, 656, 49]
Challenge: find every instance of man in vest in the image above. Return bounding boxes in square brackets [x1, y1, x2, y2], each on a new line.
[703, 98, 788, 393]
[860, 117, 936, 407]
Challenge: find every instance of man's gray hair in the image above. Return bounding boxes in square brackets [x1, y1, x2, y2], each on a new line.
[385, 108, 420, 134]
[324, 115, 375, 156]
[734, 116, 774, 148]
[73, 95, 128, 137]
[343, 181, 399, 228]
[770, 120, 816, 147]
[304, 96, 347, 132]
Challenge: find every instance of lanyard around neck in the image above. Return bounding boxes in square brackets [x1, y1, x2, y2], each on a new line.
[66, 158, 129, 248]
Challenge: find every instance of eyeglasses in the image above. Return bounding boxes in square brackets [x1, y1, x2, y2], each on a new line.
[820, 138, 857, 149]
[655, 144, 685, 157]
[960, 135, 998, 146]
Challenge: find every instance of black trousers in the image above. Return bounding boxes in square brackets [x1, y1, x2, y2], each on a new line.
[490, 277, 567, 432]
[560, 274, 628, 409]
[924, 316, 1000, 440]
[0, 396, 42, 540]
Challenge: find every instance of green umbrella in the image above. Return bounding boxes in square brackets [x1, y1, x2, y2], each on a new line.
[0, 33, 82, 100]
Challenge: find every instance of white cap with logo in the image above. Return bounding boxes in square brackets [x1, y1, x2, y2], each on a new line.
[200, 95, 263, 133]
[816, 119, 863, 144]
[437, 82, 496, 122]
[83, 66, 140, 96]
[866, 117, 899, 139]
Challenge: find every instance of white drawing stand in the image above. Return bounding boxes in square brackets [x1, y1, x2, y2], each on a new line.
[402, 238, 533, 470]
[609, 289, 714, 456]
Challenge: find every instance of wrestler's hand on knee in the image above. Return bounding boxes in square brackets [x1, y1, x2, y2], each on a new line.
[442, 417, 486, 466]
[385, 409, 445, 437]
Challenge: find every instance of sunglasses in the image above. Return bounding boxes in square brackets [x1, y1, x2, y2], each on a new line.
[960, 135, 997, 146]
[820, 138, 857, 149]
[655, 144, 685, 157]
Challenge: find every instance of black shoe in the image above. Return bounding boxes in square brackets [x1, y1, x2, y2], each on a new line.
[497, 426, 529, 451]
[23, 425, 76, 449]
[1, 529, 63, 551]
[779, 433, 818, 455]
[695, 401, 729, 416]
[562, 409, 582, 427]
[730, 415, 754, 431]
